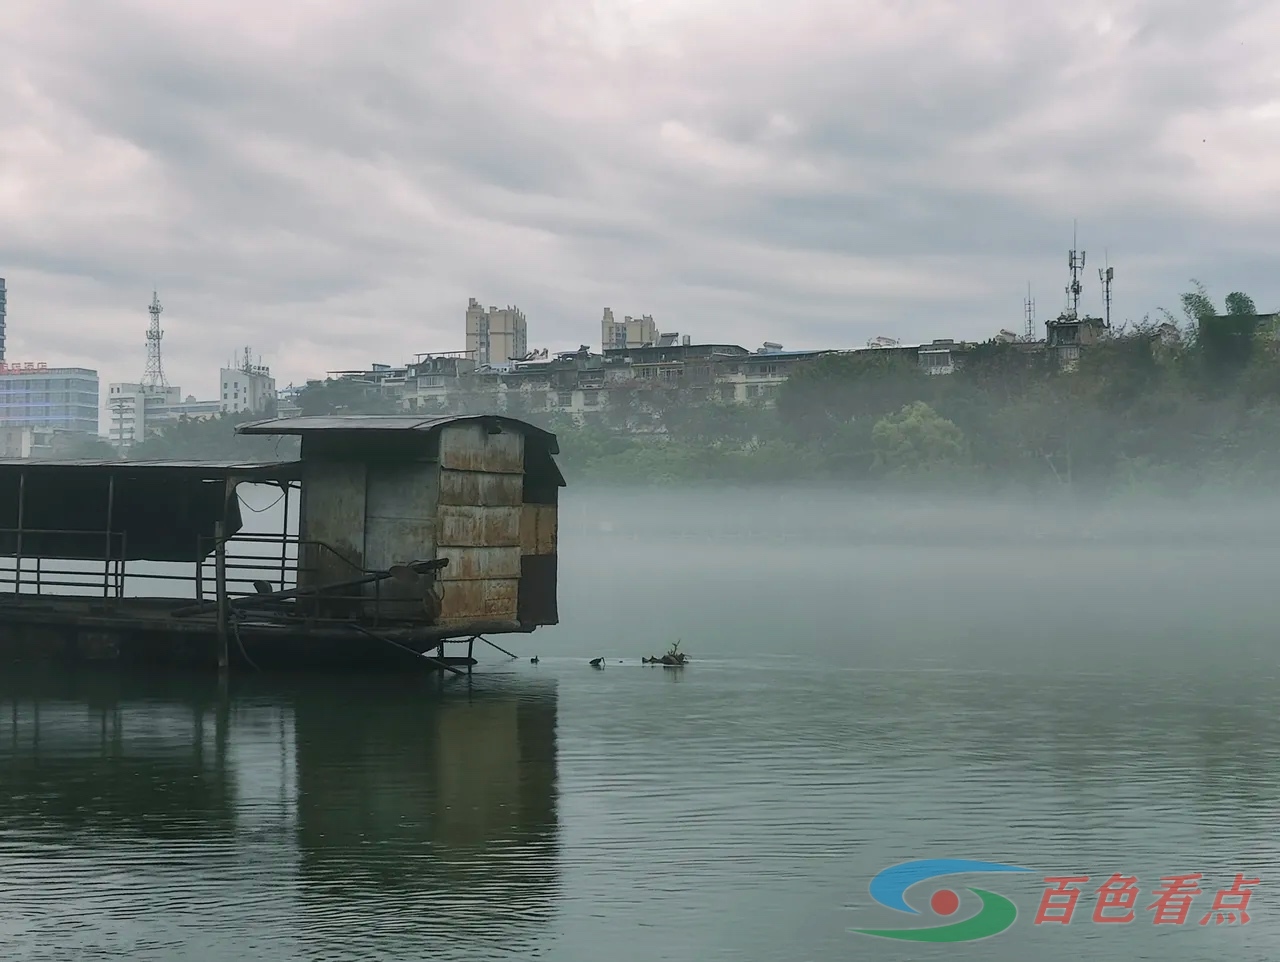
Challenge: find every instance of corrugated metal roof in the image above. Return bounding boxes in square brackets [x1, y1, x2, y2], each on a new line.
[236, 414, 558, 448]
[0, 459, 302, 480]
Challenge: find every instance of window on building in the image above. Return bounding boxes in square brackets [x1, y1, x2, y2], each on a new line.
[747, 385, 761, 398]
[557, 392, 573, 407]
[583, 390, 600, 406]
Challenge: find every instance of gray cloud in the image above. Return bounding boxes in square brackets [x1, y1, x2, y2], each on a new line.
[1, 0, 1277, 409]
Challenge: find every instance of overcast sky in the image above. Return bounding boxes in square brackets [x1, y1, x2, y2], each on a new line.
[1, 0, 1277, 402]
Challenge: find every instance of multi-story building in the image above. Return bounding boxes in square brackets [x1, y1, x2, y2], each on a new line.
[0, 363, 99, 435]
[107, 383, 181, 448]
[465, 298, 528, 367]
[0, 277, 7, 363]
[220, 357, 276, 415]
[601, 308, 658, 352]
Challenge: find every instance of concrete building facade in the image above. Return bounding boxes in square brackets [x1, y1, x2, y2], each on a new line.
[466, 299, 528, 367]
[0, 364, 99, 435]
[601, 308, 658, 352]
[220, 362, 276, 415]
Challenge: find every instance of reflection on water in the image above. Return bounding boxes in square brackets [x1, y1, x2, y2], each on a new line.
[0, 673, 559, 961]
[5, 491, 1280, 960]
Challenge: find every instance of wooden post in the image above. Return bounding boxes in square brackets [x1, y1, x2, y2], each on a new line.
[215, 520, 229, 672]
[103, 474, 115, 599]
[14, 471, 24, 595]
[278, 482, 290, 592]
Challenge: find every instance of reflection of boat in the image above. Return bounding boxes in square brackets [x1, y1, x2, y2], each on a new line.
[293, 677, 559, 892]
[0, 671, 560, 954]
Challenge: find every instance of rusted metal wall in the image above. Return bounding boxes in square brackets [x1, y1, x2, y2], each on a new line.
[298, 461, 367, 588]
[435, 424, 524, 625]
[362, 462, 440, 620]
[364, 463, 439, 570]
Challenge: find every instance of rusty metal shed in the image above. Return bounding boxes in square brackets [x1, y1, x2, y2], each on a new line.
[235, 414, 564, 631]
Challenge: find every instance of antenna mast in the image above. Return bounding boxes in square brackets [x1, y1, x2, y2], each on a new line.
[1024, 283, 1036, 340]
[1066, 221, 1085, 318]
[142, 291, 167, 388]
[1099, 254, 1114, 329]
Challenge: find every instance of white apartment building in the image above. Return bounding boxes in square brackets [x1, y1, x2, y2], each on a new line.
[107, 383, 181, 449]
[220, 361, 276, 414]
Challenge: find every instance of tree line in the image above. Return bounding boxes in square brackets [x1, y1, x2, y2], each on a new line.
[111, 283, 1280, 495]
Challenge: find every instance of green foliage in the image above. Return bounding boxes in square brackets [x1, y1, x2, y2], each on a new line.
[114, 281, 1279, 493]
[871, 402, 967, 475]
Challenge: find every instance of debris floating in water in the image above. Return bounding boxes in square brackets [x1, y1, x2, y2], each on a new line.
[589, 657, 605, 668]
[643, 639, 689, 666]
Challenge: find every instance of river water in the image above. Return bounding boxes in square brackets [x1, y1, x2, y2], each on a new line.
[2, 488, 1279, 961]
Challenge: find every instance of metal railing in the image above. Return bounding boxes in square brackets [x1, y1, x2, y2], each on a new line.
[0, 525, 439, 628]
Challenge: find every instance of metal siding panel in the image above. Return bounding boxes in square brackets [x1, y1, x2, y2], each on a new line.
[517, 554, 558, 626]
[439, 423, 524, 474]
[437, 505, 521, 547]
[365, 518, 436, 569]
[299, 461, 367, 585]
[536, 505, 558, 555]
[437, 546, 522, 581]
[439, 578, 519, 622]
[520, 504, 537, 554]
[363, 463, 439, 571]
[521, 505, 558, 555]
[438, 470, 523, 507]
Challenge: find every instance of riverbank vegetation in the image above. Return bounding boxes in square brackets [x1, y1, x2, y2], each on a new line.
[124, 284, 1280, 496]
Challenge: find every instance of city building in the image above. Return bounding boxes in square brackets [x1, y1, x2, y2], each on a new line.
[107, 383, 181, 448]
[465, 298, 528, 366]
[0, 277, 7, 363]
[0, 363, 99, 435]
[601, 308, 658, 352]
[220, 349, 276, 414]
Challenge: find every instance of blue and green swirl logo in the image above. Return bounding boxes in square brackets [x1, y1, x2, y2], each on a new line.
[851, 859, 1032, 942]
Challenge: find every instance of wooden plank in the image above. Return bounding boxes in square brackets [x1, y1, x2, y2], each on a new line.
[438, 470, 523, 507]
[437, 505, 521, 548]
[437, 545, 522, 581]
[438, 578, 519, 622]
[438, 424, 524, 474]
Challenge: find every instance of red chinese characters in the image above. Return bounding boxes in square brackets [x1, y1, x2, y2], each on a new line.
[1200, 874, 1259, 926]
[1033, 872, 1258, 927]
[1147, 875, 1203, 925]
[1094, 874, 1140, 923]
[1035, 876, 1090, 924]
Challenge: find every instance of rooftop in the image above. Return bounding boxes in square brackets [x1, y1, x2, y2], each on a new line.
[236, 414, 559, 452]
[0, 459, 301, 482]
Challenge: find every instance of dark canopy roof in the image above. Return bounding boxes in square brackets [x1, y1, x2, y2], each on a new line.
[236, 415, 559, 455]
[0, 460, 301, 563]
[0, 459, 301, 482]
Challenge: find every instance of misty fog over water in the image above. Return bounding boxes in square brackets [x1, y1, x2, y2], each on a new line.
[2, 484, 1279, 960]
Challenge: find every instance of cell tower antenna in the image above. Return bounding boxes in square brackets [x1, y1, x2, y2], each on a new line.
[142, 290, 167, 388]
[1066, 220, 1085, 318]
[1024, 283, 1036, 340]
[1098, 250, 1114, 329]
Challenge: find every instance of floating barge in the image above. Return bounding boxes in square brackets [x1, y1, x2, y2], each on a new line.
[0, 415, 564, 671]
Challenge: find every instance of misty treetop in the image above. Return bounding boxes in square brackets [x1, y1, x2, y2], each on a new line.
[123, 282, 1280, 496]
